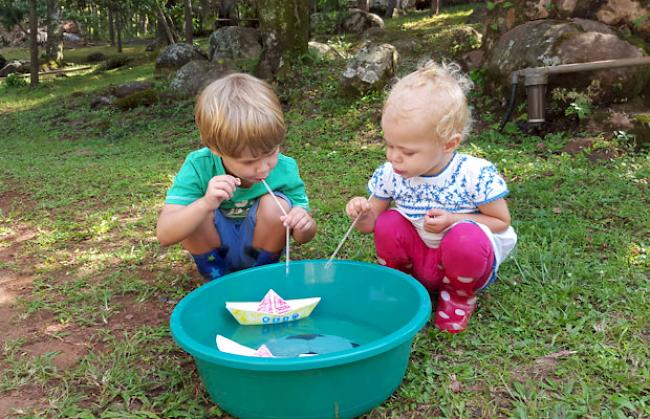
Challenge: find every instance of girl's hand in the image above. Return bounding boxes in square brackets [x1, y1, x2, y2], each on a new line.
[346, 196, 372, 219]
[282, 206, 315, 235]
[202, 175, 240, 210]
[424, 208, 453, 233]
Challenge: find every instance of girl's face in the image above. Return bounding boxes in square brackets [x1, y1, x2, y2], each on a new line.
[381, 114, 458, 179]
[219, 147, 280, 187]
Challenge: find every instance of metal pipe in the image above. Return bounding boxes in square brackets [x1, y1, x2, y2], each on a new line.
[498, 56, 650, 130]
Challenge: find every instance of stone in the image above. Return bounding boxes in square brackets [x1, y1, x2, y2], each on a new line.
[170, 60, 232, 97]
[484, 19, 650, 104]
[208, 27, 262, 63]
[339, 9, 384, 33]
[341, 43, 399, 94]
[155, 43, 207, 77]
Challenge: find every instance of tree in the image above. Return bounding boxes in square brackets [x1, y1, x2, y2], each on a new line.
[0, 0, 29, 34]
[45, 0, 63, 63]
[184, 0, 192, 43]
[256, 0, 310, 78]
[28, 0, 38, 85]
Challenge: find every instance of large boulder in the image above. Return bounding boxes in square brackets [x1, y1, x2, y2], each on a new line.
[482, 0, 650, 52]
[484, 19, 650, 104]
[208, 27, 262, 64]
[339, 9, 384, 33]
[341, 43, 398, 94]
[155, 43, 207, 77]
[170, 60, 232, 97]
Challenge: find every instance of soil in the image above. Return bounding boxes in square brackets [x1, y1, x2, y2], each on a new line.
[0, 191, 175, 417]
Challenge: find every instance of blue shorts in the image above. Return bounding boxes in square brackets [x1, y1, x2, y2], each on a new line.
[214, 192, 291, 270]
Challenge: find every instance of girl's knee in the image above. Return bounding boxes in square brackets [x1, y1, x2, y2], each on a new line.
[440, 222, 493, 279]
[374, 210, 411, 241]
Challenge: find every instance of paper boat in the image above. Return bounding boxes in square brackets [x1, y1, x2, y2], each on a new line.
[216, 335, 274, 357]
[215, 335, 318, 358]
[225, 289, 321, 326]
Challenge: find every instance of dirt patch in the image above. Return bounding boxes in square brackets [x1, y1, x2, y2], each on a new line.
[513, 350, 578, 381]
[0, 388, 48, 418]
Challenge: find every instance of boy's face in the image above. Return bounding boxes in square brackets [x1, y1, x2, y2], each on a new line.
[381, 107, 459, 179]
[217, 147, 280, 187]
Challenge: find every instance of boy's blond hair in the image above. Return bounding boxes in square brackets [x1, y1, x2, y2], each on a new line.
[195, 73, 285, 157]
[384, 61, 474, 142]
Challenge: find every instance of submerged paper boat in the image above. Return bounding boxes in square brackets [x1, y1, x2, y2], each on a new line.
[216, 335, 274, 357]
[225, 289, 321, 326]
[216, 335, 318, 358]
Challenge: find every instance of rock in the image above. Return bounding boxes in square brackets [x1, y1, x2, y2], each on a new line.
[339, 9, 384, 33]
[63, 33, 81, 43]
[484, 19, 650, 104]
[90, 95, 116, 109]
[308, 41, 343, 60]
[61, 20, 81, 34]
[596, 0, 650, 41]
[170, 60, 232, 97]
[208, 27, 262, 63]
[155, 43, 207, 77]
[0, 61, 23, 77]
[113, 90, 159, 110]
[86, 52, 106, 63]
[341, 43, 398, 94]
[459, 50, 485, 72]
[100, 55, 130, 70]
[110, 81, 155, 98]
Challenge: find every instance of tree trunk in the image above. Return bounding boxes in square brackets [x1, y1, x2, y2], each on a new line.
[156, 2, 176, 44]
[45, 0, 64, 63]
[256, 0, 310, 79]
[184, 0, 193, 43]
[116, 10, 123, 53]
[386, 0, 396, 18]
[108, 7, 115, 46]
[431, 0, 439, 15]
[28, 0, 39, 86]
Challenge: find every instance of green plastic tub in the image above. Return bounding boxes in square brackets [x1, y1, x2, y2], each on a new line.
[170, 260, 431, 419]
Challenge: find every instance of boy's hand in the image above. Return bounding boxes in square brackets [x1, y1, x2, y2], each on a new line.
[282, 206, 315, 235]
[424, 208, 453, 233]
[202, 175, 240, 210]
[346, 197, 372, 219]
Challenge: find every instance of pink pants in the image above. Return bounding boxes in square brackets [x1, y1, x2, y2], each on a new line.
[374, 210, 495, 332]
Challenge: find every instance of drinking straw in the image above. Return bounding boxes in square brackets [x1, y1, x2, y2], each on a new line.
[261, 179, 290, 274]
[326, 191, 376, 268]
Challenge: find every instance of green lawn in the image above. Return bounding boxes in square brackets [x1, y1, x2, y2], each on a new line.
[1, 6, 649, 418]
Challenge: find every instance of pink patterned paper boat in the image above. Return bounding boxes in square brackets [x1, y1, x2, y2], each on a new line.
[225, 289, 321, 326]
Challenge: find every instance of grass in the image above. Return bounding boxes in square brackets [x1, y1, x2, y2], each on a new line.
[1, 5, 649, 417]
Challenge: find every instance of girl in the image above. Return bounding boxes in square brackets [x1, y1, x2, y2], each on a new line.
[346, 62, 517, 333]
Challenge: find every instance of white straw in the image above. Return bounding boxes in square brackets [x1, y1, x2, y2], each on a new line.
[261, 179, 290, 275]
[326, 191, 376, 268]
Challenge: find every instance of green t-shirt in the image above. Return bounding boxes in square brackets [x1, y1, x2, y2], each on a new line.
[165, 147, 310, 219]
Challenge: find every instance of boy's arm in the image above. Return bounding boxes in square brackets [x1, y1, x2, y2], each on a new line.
[156, 201, 213, 246]
[157, 174, 240, 246]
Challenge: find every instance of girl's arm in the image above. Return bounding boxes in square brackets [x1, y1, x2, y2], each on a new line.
[425, 198, 511, 234]
[346, 197, 391, 234]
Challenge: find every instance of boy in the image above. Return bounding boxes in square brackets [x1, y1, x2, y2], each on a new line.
[157, 73, 316, 281]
